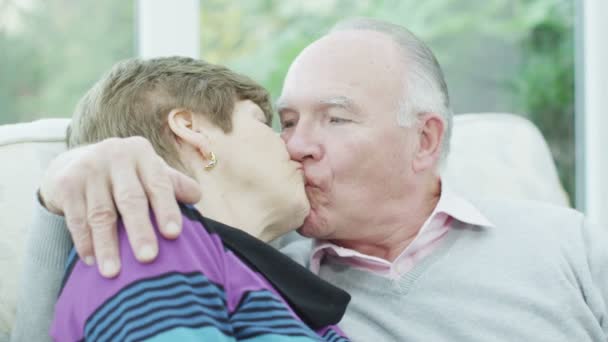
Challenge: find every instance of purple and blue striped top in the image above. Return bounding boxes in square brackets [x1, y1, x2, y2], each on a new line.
[51, 204, 350, 341]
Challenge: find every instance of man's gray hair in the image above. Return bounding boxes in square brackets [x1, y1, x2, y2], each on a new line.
[330, 18, 453, 164]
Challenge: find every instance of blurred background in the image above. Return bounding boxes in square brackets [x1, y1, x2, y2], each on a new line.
[1, 0, 605, 219]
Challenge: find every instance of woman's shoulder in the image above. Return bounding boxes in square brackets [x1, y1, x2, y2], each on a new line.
[50, 205, 231, 341]
[59, 204, 225, 287]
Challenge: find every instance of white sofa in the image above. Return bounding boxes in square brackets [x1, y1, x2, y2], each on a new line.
[0, 114, 569, 339]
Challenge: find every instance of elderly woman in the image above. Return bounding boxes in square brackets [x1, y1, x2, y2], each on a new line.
[50, 57, 349, 341]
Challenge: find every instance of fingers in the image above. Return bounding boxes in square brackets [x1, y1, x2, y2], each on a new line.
[54, 150, 98, 266]
[63, 192, 95, 266]
[137, 155, 183, 240]
[86, 177, 120, 278]
[42, 136, 188, 273]
[110, 149, 158, 264]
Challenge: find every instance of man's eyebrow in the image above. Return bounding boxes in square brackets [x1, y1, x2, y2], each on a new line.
[318, 96, 360, 114]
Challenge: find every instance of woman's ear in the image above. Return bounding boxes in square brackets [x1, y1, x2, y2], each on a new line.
[167, 109, 210, 157]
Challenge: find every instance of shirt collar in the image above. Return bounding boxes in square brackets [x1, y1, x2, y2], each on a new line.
[435, 183, 494, 229]
[309, 182, 494, 273]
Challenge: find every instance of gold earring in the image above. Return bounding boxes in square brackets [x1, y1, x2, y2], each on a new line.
[204, 151, 217, 170]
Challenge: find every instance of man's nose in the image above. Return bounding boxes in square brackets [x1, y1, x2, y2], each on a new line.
[282, 126, 322, 162]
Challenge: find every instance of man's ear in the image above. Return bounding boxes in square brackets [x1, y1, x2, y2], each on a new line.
[412, 113, 445, 173]
[167, 109, 210, 157]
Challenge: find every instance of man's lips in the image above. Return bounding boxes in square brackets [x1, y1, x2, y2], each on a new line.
[300, 167, 321, 188]
[304, 178, 320, 188]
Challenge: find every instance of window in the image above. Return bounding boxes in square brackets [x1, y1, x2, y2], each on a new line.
[0, 0, 589, 213]
[200, 0, 576, 200]
[0, 0, 134, 124]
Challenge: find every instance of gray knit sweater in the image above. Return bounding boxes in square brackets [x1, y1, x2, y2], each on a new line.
[11, 199, 608, 342]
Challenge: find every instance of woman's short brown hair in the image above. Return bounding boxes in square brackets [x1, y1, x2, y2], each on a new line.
[67, 56, 273, 173]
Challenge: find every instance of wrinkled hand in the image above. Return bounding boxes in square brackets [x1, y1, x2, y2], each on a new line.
[40, 136, 201, 278]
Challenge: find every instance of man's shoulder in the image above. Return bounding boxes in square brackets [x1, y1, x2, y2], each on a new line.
[466, 197, 584, 233]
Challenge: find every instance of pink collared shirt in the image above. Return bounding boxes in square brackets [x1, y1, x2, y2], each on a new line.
[309, 184, 494, 279]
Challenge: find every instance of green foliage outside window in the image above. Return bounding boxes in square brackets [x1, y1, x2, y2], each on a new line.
[0, 0, 134, 124]
[510, 4, 575, 203]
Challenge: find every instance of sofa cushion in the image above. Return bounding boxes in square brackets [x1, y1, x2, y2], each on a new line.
[0, 119, 70, 337]
[0, 113, 569, 337]
[443, 113, 569, 206]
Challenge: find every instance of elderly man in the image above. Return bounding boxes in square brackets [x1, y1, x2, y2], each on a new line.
[12, 18, 608, 341]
